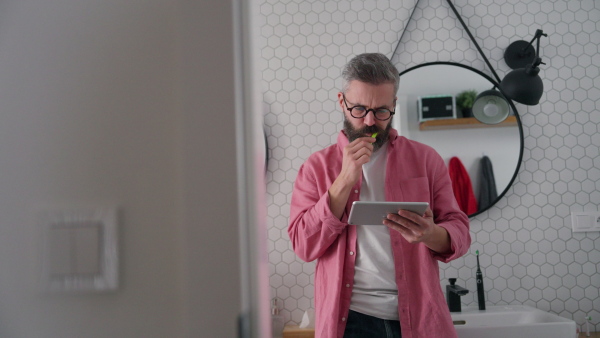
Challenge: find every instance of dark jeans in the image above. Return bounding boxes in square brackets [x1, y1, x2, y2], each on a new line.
[343, 310, 402, 338]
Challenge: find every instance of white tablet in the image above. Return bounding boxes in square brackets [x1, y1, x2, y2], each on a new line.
[347, 201, 429, 225]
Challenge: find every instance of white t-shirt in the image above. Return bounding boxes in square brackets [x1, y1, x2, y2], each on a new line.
[349, 143, 399, 320]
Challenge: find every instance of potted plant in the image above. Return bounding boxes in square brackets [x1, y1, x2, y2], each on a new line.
[456, 89, 478, 118]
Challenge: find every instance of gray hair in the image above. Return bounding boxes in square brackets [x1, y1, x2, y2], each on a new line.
[341, 53, 400, 94]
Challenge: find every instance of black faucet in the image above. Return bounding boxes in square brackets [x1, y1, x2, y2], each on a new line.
[446, 278, 469, 312]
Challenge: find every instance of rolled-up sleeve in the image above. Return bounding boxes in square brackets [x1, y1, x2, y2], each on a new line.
[430, 153, 471, 263]
[288, 162, 346, 262]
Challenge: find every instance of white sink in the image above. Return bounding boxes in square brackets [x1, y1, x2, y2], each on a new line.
[451, 305, 577, 338]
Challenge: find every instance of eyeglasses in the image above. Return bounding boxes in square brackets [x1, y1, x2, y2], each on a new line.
[342, 94, 395, 121]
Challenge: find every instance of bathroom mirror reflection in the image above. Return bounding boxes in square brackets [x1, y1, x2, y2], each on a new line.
[394, 62, 524, 217]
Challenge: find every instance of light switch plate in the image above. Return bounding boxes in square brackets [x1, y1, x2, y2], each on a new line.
[571, 211, 600, 232]
[38, 207, 119, 293]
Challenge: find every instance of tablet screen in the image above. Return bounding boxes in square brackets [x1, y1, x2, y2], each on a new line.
[347, 201, 429, 225]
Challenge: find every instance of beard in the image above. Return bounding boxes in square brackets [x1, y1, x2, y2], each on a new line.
[343, 117, 392, 152]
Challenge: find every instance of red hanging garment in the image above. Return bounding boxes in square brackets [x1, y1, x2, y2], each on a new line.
[448, 157, 478, 214]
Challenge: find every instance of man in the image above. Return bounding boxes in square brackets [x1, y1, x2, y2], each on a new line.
[288, 53, 471, 338]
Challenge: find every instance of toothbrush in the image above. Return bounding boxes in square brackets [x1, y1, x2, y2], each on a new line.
[476, 250, 486, 310]
[371, 132, 378, 138]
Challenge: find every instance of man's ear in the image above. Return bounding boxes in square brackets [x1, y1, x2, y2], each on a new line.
[337, 92, 345, 112]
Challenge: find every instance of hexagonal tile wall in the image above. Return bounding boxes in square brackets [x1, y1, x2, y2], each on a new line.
[260, 0, 600, 329]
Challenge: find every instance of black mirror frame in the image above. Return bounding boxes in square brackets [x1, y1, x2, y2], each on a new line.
[398, 61, 524, 218]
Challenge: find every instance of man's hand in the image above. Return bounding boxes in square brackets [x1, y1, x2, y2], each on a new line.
[383, 207, 451, 254]
[328, 137, 376, 219]
[338, 137, 376, 186]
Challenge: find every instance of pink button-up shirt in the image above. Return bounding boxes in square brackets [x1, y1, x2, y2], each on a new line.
[288, 129, 471, 338]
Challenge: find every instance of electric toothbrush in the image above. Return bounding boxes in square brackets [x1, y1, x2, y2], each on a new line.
[476, 250, 486, 310]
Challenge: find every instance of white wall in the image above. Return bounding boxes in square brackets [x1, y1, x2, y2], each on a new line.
[177, 1, 244, 337]
[0, 0, 242, 337]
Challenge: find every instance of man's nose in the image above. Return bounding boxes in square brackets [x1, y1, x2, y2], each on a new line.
[363, 110, 377, 126]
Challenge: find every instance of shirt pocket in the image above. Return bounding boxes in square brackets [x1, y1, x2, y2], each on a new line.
[394, 177, 431, 203]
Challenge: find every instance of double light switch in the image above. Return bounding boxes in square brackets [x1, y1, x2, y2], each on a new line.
[47, 221, 102, 276]
[40, 208, 118, 292]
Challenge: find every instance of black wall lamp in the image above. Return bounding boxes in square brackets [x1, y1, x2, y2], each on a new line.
[500, 29, 548, 105]
[445, 0, 548, 124]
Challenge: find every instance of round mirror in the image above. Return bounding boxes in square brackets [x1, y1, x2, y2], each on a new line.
[394, 62, 524, 218]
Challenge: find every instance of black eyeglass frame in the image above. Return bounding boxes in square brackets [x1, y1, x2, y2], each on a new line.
[342, 94, 396, 121]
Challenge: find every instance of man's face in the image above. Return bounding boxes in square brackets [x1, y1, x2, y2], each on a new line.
[338, 80, 396, 151]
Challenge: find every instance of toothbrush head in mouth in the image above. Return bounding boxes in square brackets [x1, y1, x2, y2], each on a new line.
[371, 132, 378, 139]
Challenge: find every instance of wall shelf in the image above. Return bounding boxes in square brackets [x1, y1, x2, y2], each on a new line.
[419, 116, 517, 130]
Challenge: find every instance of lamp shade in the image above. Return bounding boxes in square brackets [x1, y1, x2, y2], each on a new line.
[472, 89, 510, 124]
[499, 66, 544, 105]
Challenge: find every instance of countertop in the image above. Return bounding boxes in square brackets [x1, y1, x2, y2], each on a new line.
[283, 326, 314, 338]
[283, 326, 598, 338]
